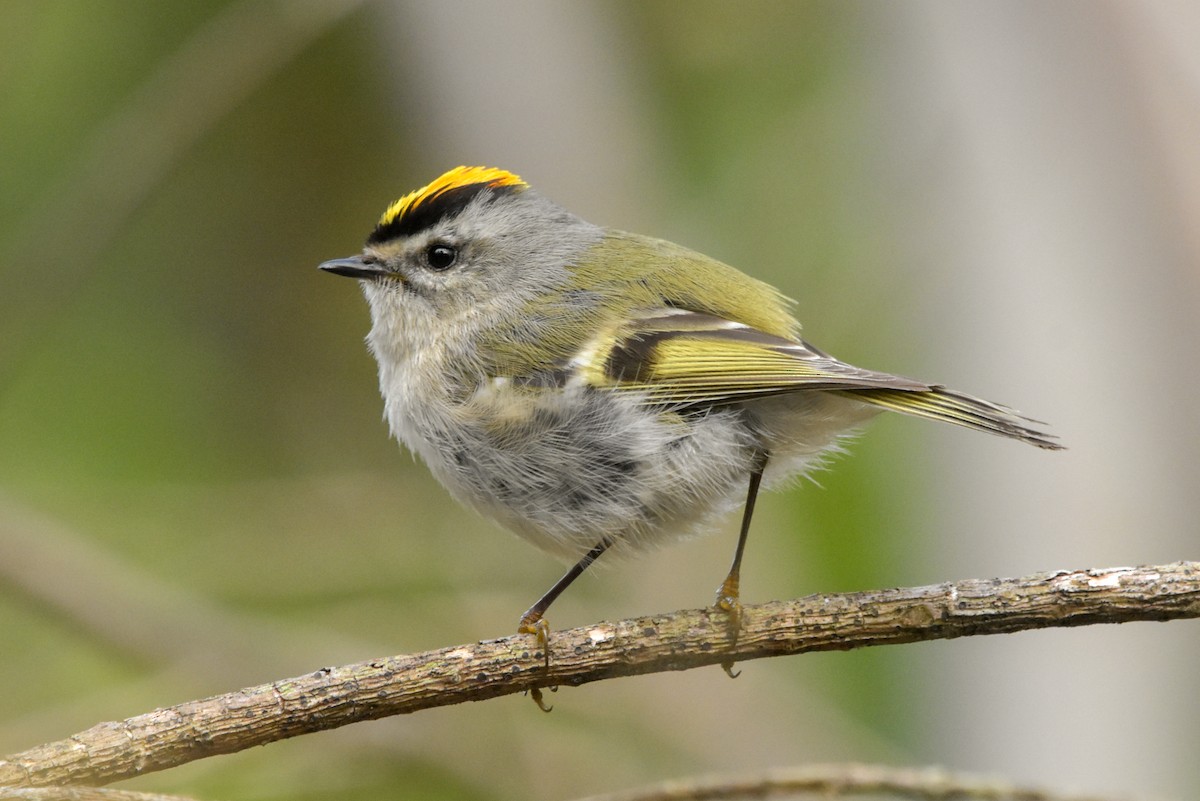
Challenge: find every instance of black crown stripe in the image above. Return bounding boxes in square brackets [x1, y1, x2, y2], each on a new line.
[367, 182, 523, 245]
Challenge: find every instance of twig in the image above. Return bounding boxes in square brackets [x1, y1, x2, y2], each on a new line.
[0, 562, 1195, 789]
[570, 763, 1135, 801]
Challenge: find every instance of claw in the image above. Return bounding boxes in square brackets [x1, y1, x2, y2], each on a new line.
[715, 574, 744, 631]
[712, 452, 766, 680]
[514, 539, 612, 711]
[518, 613, 556, 710]
[518, 614, 552, 670]
[528, 685, 556, 713]
[714, 592, 744, 630]
[714, 577, 744, 678]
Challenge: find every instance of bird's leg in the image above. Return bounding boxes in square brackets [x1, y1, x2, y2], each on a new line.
[715, 450, 769, 676]
[519, 537, 611, 711]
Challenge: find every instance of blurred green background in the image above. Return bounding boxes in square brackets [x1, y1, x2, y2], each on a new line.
[1, 2, 1197, 799]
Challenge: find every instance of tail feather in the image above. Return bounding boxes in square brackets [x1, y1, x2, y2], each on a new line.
[841, 387, 1064, 450]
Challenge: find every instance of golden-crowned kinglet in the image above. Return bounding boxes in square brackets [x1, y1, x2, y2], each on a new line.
[320, 165, 1062, 647]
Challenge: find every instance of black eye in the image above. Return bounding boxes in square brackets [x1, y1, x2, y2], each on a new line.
[425, 243, 457, 271]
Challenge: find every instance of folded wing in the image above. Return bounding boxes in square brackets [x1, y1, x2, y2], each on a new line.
[593, 308, 1062, 450]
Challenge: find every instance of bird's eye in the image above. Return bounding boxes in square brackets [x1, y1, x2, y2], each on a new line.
[425, 243, 457, 271]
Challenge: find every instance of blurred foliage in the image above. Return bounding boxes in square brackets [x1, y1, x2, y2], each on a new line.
[0, 2, 955, 800]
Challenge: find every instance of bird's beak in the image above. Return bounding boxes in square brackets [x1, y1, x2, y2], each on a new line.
[318, 256, 391, 280]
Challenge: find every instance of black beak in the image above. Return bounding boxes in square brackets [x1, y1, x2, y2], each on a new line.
[318, 256, 390, 280]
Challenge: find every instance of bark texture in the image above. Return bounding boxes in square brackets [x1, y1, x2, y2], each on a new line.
[1, 562, 1196, 789]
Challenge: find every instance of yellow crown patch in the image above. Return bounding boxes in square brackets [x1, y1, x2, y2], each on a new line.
[378, 166, 527, 230]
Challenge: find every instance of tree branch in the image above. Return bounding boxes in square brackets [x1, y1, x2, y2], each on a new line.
[1, 562, 1196, 790]
[572, 763, 1128, 801]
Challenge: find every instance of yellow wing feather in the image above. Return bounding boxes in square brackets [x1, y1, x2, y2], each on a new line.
[598, 309, 929, 406]
[593, 308, 1062, 449]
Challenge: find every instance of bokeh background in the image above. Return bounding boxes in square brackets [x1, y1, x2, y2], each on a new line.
[2, 2, 1198, 799]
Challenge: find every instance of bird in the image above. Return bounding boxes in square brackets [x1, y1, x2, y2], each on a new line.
[319, 165, 1063, 685]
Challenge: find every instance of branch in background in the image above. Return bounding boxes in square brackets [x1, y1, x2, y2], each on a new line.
[1, 562, 1196, 790]
[573, 763, 1132, 801]
[0, 763, 1139, 801]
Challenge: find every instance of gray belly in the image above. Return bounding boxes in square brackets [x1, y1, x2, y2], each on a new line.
[423, 388, 759, 561]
